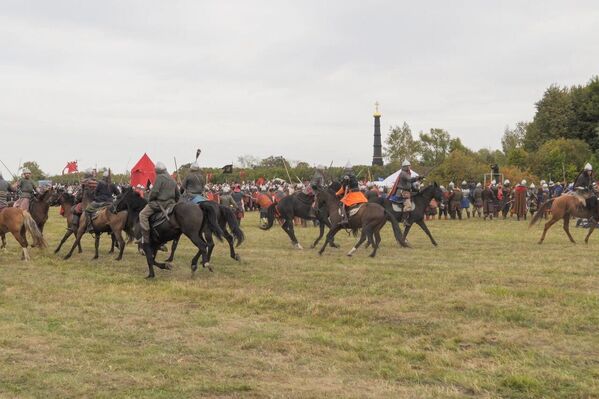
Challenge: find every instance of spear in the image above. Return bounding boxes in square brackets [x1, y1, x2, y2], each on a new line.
[0, 159, 16, 180]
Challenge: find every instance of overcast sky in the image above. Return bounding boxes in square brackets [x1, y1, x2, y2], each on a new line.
[1, 1, 598, 175]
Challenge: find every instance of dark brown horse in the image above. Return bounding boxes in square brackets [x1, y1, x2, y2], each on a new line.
[0, 208, 46, 260]
[315, 187, 409, 257]
[530, 194, 598, 244]
[29, 187, 57, 233]
[53, 191, 83, 255]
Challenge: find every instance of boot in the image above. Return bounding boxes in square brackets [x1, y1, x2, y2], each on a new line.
[340, 206, 349, 225]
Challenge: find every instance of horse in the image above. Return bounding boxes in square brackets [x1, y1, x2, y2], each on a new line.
[0, 208, 47, 260]
[165, 201, 245, 264]
[371, 183, 444, 246]
[315, 187, 410, 257]
[260, 191, 336, 250]
[53, 191, 83, 255]
[29, 187, 58, 233]
[115, 187, 223, 278]
[530, 194, 598, 244]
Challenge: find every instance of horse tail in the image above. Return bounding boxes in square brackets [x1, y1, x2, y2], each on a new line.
[260, 203, 277, 230]
[384, 209, 410, 248]
[530, 199, 554, 227]
[200, 202, 224, 242]
[221, 205, 245, 247]
[23, 210, 47, 248]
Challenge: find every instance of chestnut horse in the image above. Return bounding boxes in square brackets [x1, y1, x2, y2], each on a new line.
[0, 208, 47, 260]
[530, 194, 598, 244]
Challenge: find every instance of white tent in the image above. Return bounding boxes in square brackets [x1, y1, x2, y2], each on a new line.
[373, 169, 419, 188]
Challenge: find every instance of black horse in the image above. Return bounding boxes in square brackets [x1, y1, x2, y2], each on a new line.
[371, 183, 443, 246]
[116, 187, 223, 279]
[166, 201, 245, 264]
[260, 190, 337, 249]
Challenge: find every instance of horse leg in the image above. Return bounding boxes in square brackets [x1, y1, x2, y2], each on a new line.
[417, 220, 437, 246]
[369, 225, 383, 258]
[11, 228, 29, 261]
[1, 232, 6, 250]
[312, 222, 325, 248]
[142, 246, 157, 278]
[223, 229, 239, 261]
[347, 229, 368, 257]
[92, 234, 100, 260]
[403, 223, 412, 241]
[319, 225, 342, 255]
[64, 216, 87, 259]
[115, 230, 126, 261]
[563, 215, 576, 244]
[204, 232, 215, 264]
[54, 230, 72, 254]
[283, 219, 302, 249]
[585, 217, 596, 244]
[538, 217, 558, 244]
[189, 234, 211, 272]
[165, 237, 179, 262]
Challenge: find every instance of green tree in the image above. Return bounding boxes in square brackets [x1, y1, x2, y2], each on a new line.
[384, 122, 420, 163]
[506, 148, 528, 169]
[427, 150, 488, 184]
[22, 161, 46, 181]
[419, 128, 451, 166]
[528, 138, 591, 182]
[501, 122, 527, 153]
[524, 85, 574, 151]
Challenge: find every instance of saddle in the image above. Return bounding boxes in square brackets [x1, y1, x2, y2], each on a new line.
[149, 204, 176, 229]
[342, 203, 364, 218]
[85, 201, 113, 221]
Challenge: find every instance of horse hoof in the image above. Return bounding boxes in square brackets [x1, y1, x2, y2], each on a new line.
[295, 244, 303, 250]
[145, 274, 155, 279]
[234, 254, 241, 262]
[191, 264, 198, 272]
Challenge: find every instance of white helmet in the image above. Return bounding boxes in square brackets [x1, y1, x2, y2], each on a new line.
[504, 179, 510, 185]
[190, 162, 200, 171]
[448, 182, 455, 188]
[540, 180, 546, 186]
[461, 180, 467, 186]
[155, 162, 167, 172]
[521, 179, 527, 185]
[491, 180, 496, 185]
[22, 167, 31, 174]
[476, 182, 482, 188]
[530, 183, 536, 189]
[222, 186, 230, 193]
[542, 183, 548, 189]
[584, 163, 592, 171]
[402, 160, 411, 167]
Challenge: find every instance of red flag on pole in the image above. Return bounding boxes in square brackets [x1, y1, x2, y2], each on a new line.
[62, 161, 78, 174]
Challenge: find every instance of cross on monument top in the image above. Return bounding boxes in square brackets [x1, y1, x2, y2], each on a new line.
[373, 101, 381, 116]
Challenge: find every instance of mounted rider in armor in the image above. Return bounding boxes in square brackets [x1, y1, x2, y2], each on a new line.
[389, 160, 422, 216]
[13, 168, 38, 210]
[0, 172, 16, 210]
[70, 168, 97, 231]
[335, 163, 367, 225]
[573, 163, 594, 206]
[139, 162, 180, 244]
[181, 162, 206, 203]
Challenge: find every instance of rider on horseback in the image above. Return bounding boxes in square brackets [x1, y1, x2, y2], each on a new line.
[335, 163, 367, 225]
[389, 160, 422, 217]
[573, 163, 594, 206]
[181, 162, 206, 203]
[139, 162, 179, 245]
[13, 168, 38, 211]
[0, 172, 15, 210]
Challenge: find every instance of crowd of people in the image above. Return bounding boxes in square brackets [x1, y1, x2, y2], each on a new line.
[1, 159, 595, 234]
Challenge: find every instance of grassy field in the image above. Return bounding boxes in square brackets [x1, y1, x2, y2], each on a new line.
[1, 210, 598, 398]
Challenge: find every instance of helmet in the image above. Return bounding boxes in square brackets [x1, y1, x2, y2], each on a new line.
[222, 186, 230, 193]
[439, 185, 446, 190]
[190, 162, 200, 171]
[491, 180, 496, 185]
[22, 168, 31, 175]
[461, 180, 467, 186]
[542, 183, 548, 189]
[548, 181, 554, 187]
[155, 162, 167, 172]
[521, 179, 527, 185]
[83, 168, 94, 178]
[402, 160, 411, 167]
[476, 182, 482, 188]
[448, 182, 454, 188]
[344, 161, 352, 170]
[540, 180, 546, 186]
[504, 179, 510, 185]
[585, 163, 592, 171]
[530, 183, 536, 189]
